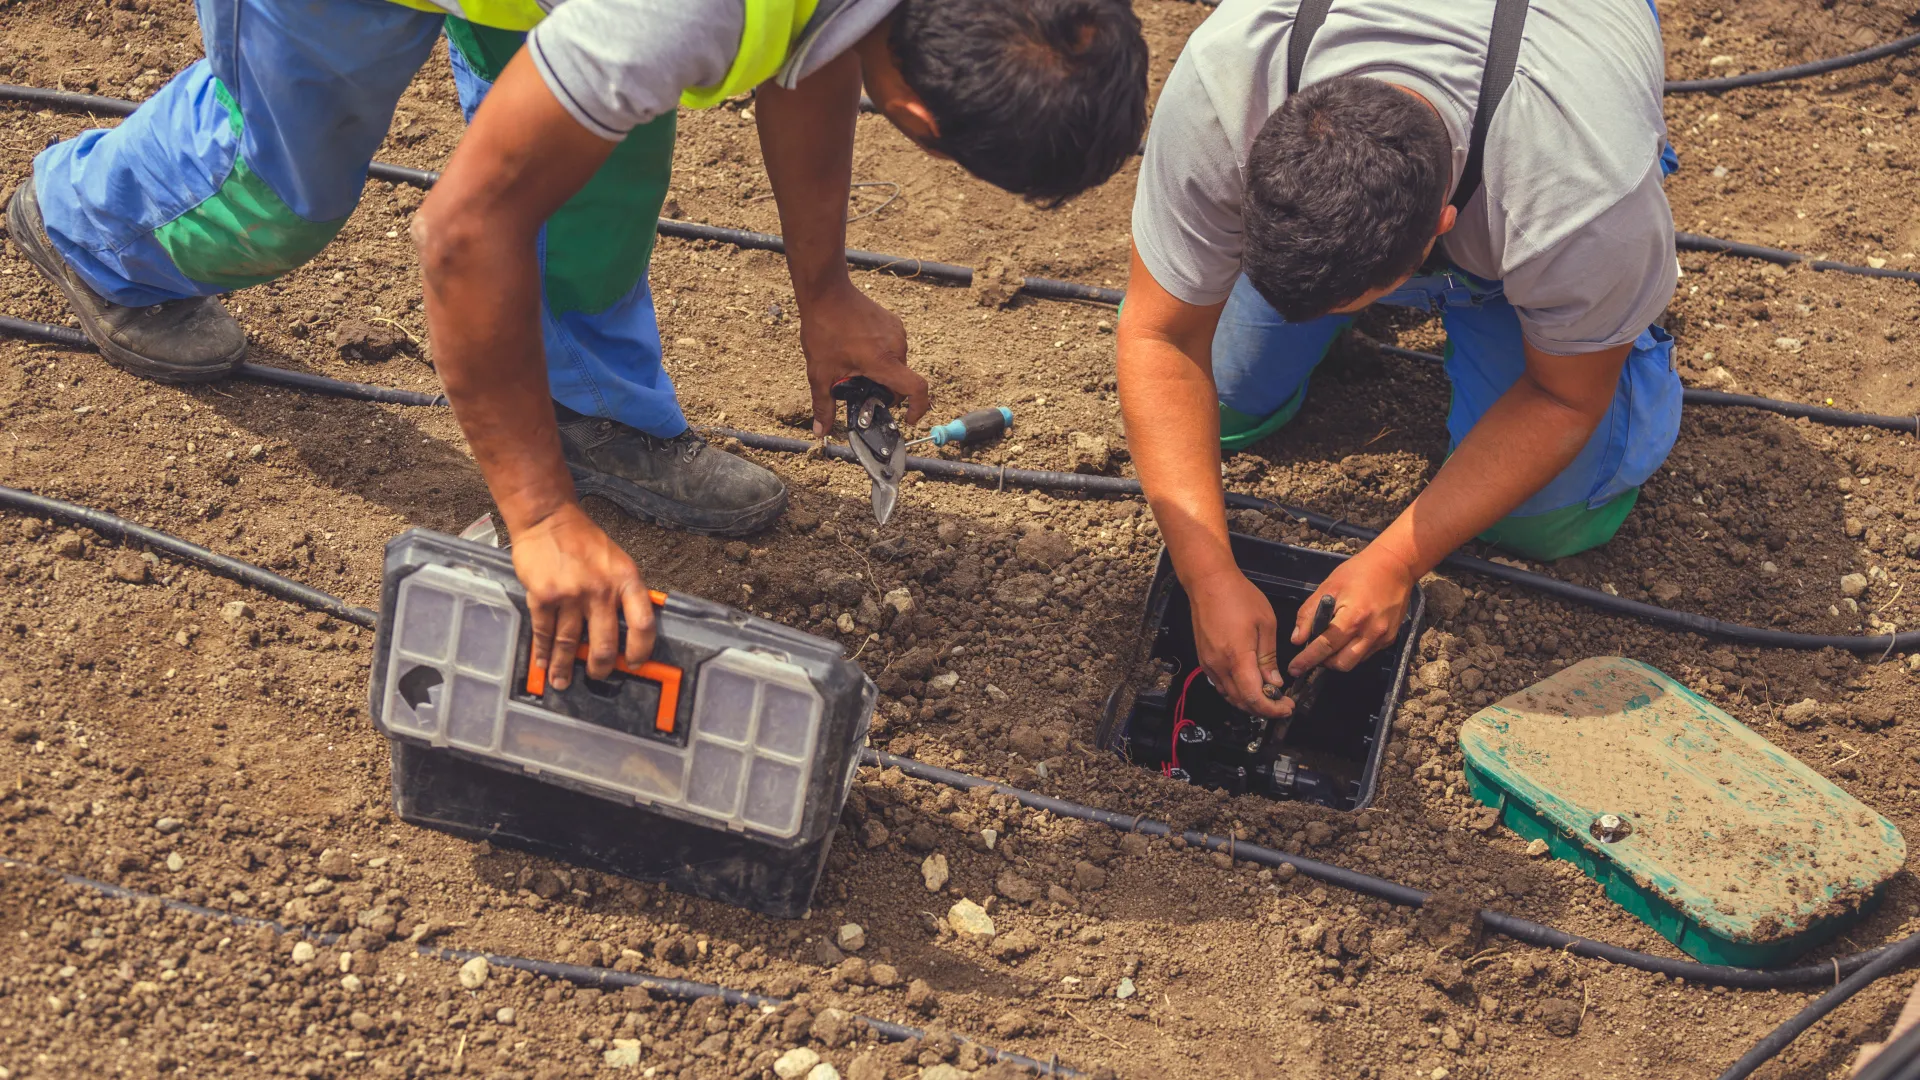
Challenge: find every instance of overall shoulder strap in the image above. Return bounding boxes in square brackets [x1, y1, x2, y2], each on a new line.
[1453, 0, 1531, 210]
[1285, 0, 1335, 96]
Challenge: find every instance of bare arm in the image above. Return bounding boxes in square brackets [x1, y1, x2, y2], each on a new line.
[412, 48, 654, 688]
[1117, 246, 1289, 720]
[756, 50, 929, 434]
[1289, 338, 1631, 674]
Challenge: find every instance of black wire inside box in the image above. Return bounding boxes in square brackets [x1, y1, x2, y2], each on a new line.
[1102, 533, 1421, 811]
[368, 529, 874, 918]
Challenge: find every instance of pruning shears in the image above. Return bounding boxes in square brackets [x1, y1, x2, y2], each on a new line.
[831, 376, 906, 526]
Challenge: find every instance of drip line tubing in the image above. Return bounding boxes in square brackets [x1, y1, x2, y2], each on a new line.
[0, 860, 1075, 1077]
[707, 425, 1920, 656]
[1664, 30, 1920, 94]
[1370, 341, 1920, 434]
[0, 83, 1910, 296]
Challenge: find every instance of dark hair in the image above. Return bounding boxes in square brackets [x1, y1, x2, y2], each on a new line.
[889, 0, 1147, 202]
[1243, 76, 1452, 322]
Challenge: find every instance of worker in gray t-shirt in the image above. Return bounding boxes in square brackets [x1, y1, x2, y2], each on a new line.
[1118, 0, 1681, 720]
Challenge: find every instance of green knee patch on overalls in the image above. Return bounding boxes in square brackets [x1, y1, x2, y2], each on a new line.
[1477, 487, 1640, 562]
[1218, 387, 1307, 451]
[153, 80, 350, 288]
[448, 19, 674, 317]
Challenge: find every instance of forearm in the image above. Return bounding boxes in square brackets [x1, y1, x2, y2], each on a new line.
[1117, 331, 1237, 586]
[1366, 374, 1608, 576]
[419, 225, 572, 532]
[757, 51, 861, 306]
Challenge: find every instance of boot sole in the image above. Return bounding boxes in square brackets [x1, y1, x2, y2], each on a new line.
[6, 185, 243, 385]
[570, 465, 789, 538]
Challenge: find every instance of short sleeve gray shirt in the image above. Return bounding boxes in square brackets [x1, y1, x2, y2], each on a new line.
[526, 0, 900, 141]
[1132, 0, 1676, 355]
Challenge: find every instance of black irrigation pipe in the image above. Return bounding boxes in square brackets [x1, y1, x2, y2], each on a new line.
[1716, 930, 1920, 1080]
[709, 425, 1920, 657]
[1, 83, 1910, 299]
[6, 304, 1920, 654]
[0, 859, 1076, 1078]
[0, 483, 378, 628]
[1666, 29, 1920, 94]
[4, 492, 1919, 995]
[1371, 341, 1920, 435]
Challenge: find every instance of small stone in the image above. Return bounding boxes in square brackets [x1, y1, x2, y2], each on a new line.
[860, 820, 890, 849]
[1419, 577, 1467, 622]
[220, 600, 254, 624]
[985, 684, 1009, 703]
[981, 828, 999, 850]
[107, 551, 149, 584]
[837, 613, 856, 634]
[1841, 573, 1870, 599]
[868, 962, 901, 988]
[883, 587, 915, 616]
[1524, 839, 1549, 858]
[1116, 977, 1136, 999]
[906, 977, 940, 1013]
[495, 1007, 516, 1025]
[1649, 581, 1682, 606]
[154, 817, 184, 834]
[1904, 533, 1920, 558]
[1071, 860, 1107, 892]
[990, 928, 1039, 961]
[334, 319, 410, 362]
[1066, 431, 1111, 474]
[1782, 699, 1826, 729]
[836, 957, 871, 986]
[921, 1067, 967, 1080]
[996, 870, 1041, 904]
[1417, 659, 1452, 689]
[164, 852, 184, 873]
[603, 1039, 643, 1068]
[316, 849, 354, 879]
[928, 671, 959, 691]
[922, 853, 950, 892]
[947, 899, 996, 944]
[458, 955, 490, 989]
[774, 1047, 822, 1079]
[893, 645, 938, 681]
[50, 531, 84, 559]
[341, 974, 364, 993]
[1046, 884, 1078, 908]
[837, 923, 867, 952]
[290, 941, 317, 965]
[816, 570, 867, 607]
[994, 1009, 1033, 1037]
[807, 1066, 842, 1080]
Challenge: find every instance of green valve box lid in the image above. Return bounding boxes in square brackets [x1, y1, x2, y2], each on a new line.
[1460, 657, 1906, 968]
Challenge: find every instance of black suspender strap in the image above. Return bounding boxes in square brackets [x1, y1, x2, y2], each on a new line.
[1285, 0, 1334, 96]
[1454, 0, 1531, 210]
[1283, 0, 1533, 211]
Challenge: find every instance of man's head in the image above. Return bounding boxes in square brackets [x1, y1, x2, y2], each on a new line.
[856, 0, 1147, 202]
[1243, 76, 1456, 322]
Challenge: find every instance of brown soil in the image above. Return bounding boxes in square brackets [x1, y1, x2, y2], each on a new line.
[5, 0, 1920, 1078]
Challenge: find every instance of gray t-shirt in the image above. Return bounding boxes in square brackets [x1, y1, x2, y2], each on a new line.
[521, 0, 900, 141]
[1133, 0, 1676, 355]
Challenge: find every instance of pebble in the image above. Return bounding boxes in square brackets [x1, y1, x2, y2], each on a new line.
[1116, 977, 1137, 999]
[920, 1067, 967, 1080]
[868, 962, 901, 988]
[164, 852, 184, 873]
[984, 684, 1009, 703]
[107, 551, 149, 584]
[458, 955, 490, 989]
[154, 817, 184, 834]
[341, 974, 363, 993]
[883, 587, 914, 616]
[603, 1039, 643, 1068]
[1524, 839, 1549, 858]
[773, 1047, 822, 1079]
[1419, 577, 1467, 622]
[928, 671, 959, 691]
[496, 1007, 516, 1025]
[922, 853, 950, 892]
[807, 1066, 842, 1080]
[837, 923, 867, 952]
[1841, 573, 1869, 599]
[290, 941, 317, 965]
[316, 848, 354, 878]
[220, 600, 254, 624]
[947, 899, 996, 944]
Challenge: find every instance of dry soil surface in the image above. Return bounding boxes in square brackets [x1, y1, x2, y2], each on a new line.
[6, 0, 1920, 1078]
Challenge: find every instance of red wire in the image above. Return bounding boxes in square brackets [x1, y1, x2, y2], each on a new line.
[1164, 667, 1203, 776]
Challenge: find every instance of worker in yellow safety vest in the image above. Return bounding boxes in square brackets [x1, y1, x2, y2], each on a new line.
[10, 0, 1148, 685]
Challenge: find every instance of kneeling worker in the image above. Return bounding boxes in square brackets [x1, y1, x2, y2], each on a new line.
[10, 0, 1148, 686]
[1117, 0, 1681, 718]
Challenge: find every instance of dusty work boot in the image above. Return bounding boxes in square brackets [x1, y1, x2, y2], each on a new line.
[556, 404, 788, 537]
[6, 181, 246, 383]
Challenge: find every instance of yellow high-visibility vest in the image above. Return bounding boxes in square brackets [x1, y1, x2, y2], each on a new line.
[385, 0, 820, 108]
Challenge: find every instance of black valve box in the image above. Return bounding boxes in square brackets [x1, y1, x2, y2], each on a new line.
[1099, 533, 1421, 811]
[368, 529, 875, 918]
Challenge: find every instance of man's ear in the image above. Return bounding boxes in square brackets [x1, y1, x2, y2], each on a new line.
[1436, 204, 1459, 237]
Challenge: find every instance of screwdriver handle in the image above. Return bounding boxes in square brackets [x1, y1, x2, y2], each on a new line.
[925, 407, 1013, 447]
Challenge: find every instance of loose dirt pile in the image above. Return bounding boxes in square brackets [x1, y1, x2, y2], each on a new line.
[6, 0, 1920, 1077]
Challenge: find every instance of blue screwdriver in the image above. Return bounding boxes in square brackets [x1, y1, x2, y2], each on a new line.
[906, 406, 1014, 448]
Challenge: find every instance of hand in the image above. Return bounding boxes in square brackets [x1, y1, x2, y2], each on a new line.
[798, 280, 930, 436]
[510, 503, 656, 690]
[1288, 546, 1417, 677]
[1186, 568, 1291, 720]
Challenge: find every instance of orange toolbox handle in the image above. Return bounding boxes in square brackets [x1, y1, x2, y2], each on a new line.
[523, 589, 681, 735]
